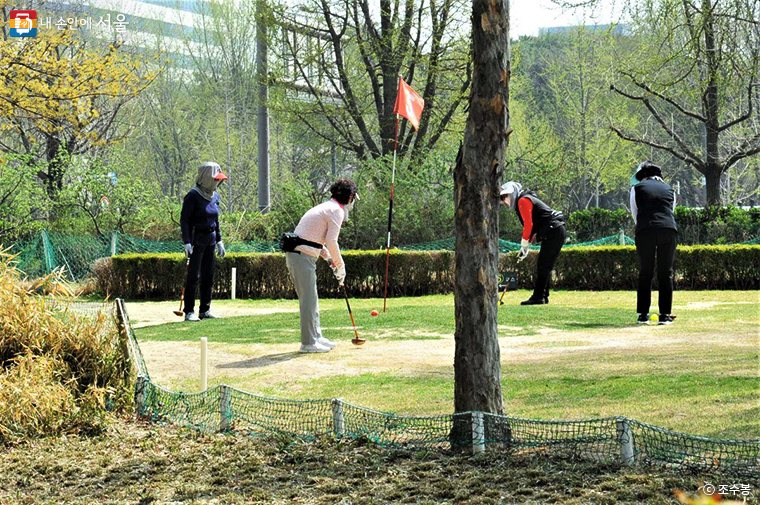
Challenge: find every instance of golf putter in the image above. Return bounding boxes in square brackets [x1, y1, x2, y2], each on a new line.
[342, 284, 365, 345]
[174, 258, 190, 317]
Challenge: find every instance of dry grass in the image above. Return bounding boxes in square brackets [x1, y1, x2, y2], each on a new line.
[1, 419, 756, 504]
[0, 253, 131, 445]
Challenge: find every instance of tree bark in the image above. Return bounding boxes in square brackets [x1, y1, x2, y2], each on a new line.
[453, 0, 510, 424]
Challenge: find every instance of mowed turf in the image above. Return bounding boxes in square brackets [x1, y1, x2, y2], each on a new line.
[132, 290, 760, 440]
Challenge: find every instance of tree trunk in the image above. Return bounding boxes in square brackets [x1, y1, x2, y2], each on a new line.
[704, 166, 722, 208]
[453, 0, 510, 425]
[702, 0, 722, 207]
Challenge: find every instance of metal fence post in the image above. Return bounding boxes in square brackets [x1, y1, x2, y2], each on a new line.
[219, 385, 232, 432]
[472, 412, 485, 454]
[332, 398, 344, 436]
[617, 418, 635, 466]
[110, 231, 118, 256]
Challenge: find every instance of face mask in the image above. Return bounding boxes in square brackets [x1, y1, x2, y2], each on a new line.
[345, 201, 354, 212]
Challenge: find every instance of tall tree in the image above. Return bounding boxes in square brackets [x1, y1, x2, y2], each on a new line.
[453, 0, 509, 429]
[278, 0, 471, 162]
[0, 5, 158, 196]
[608, 0, 760, 206]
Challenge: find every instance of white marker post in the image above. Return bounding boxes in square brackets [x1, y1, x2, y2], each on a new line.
[200, 337, 208, 391]
[231, 267, 237, 300]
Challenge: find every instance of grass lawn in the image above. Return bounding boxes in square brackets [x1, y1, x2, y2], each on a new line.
[131, 290, 760, 440]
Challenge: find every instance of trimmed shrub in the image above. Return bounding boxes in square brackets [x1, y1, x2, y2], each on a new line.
[566, 208, 633, 243]
[96, 245, 760, 298]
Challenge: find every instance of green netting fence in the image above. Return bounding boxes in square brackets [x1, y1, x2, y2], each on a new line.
[401, 232, 636, 253]
[8, 230, 759, 282]
[91, 298, 757, 479]
[8, 231, 280, 281]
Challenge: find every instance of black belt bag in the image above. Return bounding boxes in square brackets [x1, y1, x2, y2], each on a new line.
[280, 233, 323, 253]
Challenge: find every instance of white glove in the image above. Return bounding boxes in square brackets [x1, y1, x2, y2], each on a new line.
[517, 238, 530, 263]
[216, 241, 226, 258]
[184, 243, 193, 257]
[332, 264, 346, 286]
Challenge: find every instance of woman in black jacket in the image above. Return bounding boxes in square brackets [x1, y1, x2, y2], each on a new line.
[629, 161, 678, 325]
[180, 162, 228, 322]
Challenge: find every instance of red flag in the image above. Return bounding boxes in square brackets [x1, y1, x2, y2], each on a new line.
[392, 77, 424, 131]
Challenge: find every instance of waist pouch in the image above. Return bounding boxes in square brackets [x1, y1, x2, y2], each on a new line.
[280, 233, 323, 253]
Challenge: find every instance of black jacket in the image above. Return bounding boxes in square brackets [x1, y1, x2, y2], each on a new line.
[180, 188, 222, 246]
[633, 179, 677, 235]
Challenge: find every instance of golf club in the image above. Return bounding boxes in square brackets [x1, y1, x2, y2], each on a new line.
[499, 254, 519, 306]
[342, 284, 365, 345]
[173, 258, 190, 317]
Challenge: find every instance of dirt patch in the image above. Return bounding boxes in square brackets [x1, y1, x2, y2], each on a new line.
[679, 301, 757, 310]
[127, 301, 296, 328]
[138, 323, 734, 386]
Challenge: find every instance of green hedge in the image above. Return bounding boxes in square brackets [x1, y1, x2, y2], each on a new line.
[94, 246, 760, 299]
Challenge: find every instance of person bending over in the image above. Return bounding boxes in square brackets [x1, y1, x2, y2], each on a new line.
[500, 181, 566, 305]
[283, 179, 359, 353]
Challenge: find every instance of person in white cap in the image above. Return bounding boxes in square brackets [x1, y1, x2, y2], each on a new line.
[180, 161, 228, 321]
[282, 179, 359, 353]
[500, 181, 566, 305]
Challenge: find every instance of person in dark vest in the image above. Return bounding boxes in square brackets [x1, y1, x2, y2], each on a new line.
[500, 181, 566, 305]
[630, 161, 677, 325]
[180, 161, 228, 322]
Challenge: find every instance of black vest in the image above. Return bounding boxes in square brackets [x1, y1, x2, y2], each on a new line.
[515, 191, 565, 240]
[633, 179, 677, 234]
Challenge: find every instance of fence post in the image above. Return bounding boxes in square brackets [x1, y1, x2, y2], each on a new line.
[231, 267, 237, 300]
[618, 227, 626, 246]
[472, 412, 485, 454]
[332, 398, 344, 437]
[110, 231, 118, 256]
[41, 230, 54, 274]
[135, 375, 148, 415]
[219, 385, 232, 432]
[616, 418, 635, 466]
[200, 337, 208, 391]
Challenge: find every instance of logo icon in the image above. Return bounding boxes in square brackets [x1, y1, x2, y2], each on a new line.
[10, 10, 37, 37]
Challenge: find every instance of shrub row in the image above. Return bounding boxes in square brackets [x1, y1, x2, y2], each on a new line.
[566, 206, 760, 245]
[94, 245, 760, 299]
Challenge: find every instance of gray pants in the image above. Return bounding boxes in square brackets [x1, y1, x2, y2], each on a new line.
[285, 252, 322, 346]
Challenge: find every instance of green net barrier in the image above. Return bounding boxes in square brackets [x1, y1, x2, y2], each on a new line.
[401, 233, 636, 252]
[6, 231, 281, 281]
[116, 300, 759, 478]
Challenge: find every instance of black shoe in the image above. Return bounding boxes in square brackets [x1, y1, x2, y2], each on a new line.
[637, 313, 649, 325]
[521, 298, 547, 305]
[658, 314, 675, 325]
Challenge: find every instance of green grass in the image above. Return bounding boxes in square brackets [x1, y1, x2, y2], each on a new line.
[132, 290, 760, 439]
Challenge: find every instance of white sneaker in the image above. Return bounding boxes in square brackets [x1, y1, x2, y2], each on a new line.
[316, 336, 337, 349]
[299, 342, 330, 353]
[185, 312, 200, 322]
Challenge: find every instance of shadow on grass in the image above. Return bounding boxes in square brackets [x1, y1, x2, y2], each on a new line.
[217, 351, 304, 369]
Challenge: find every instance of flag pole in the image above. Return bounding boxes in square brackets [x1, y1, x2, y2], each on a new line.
[383, 114, 400, 312]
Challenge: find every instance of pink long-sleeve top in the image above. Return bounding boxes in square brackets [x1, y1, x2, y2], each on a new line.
[293, 199, 345, 269]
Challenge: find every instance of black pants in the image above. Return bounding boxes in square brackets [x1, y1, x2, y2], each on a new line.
[184, 243, 216, 314]
[635, 229, 677, 315]
[532, 225, 566, 301]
